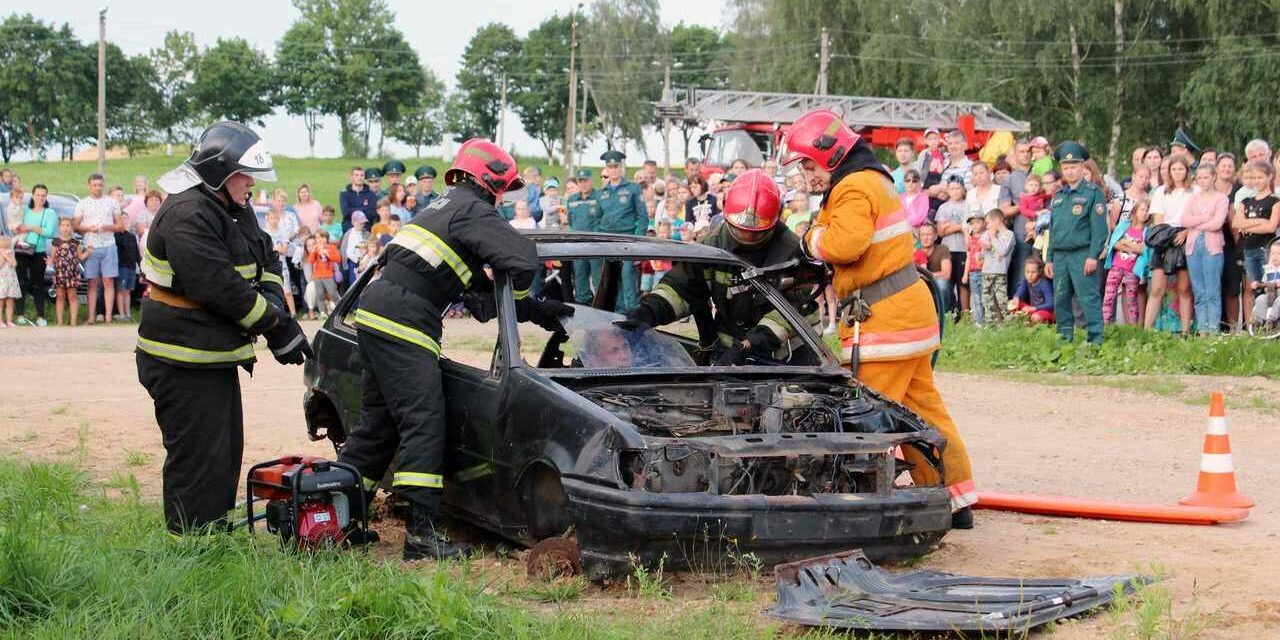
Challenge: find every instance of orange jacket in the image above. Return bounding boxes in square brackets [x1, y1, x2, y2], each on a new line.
[804, 170, 939, 362]
[308, 243, 341, 280]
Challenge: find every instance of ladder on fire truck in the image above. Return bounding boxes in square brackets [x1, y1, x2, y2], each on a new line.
[655, 88, 1030, 136]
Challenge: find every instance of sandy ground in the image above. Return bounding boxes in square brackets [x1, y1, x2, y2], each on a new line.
[1, 320, 1277, 637]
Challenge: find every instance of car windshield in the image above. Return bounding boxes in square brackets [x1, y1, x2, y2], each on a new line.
[561, 305, 696, 369]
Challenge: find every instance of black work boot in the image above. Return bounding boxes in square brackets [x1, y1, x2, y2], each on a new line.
[951, 506, 974, 530]
[403, 506, 472, 561]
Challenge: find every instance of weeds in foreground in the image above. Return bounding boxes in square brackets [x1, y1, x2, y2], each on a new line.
[626, 553, 672, 600]
[520, 576, 588, 604]
[1107, 570, 1221, 640]
[123, 450, 151, 467]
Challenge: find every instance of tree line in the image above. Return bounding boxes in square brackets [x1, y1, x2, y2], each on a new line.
[2, 0, 1277, 173]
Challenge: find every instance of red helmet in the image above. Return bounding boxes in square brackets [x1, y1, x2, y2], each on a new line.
[445, 138, 524, 199]
[722, 169, 782, 232]
[779, 109, 860, 170]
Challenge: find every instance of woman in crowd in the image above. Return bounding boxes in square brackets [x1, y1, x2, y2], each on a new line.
[901, 169, 931, 228]
[729, 158, 749, 175]
[965, 162, 1000, 220]
[1234, 160, 1280, 324]
[1215, 154, 1244, 330]
[268, 188, 299, 241]
[685, 176, 719, 227]
[4, 175, 23, 235]
[1143, 146, 1164, 189]
[263, 207, 297, 317]
[387, 183, 411, 222]
[12, 184, 57, 326]
[294, 184, 324, 232]
[1182, 164, 1230, 334]
[1145, 155, 1195, 332]
[1111, 166, 1150, 228]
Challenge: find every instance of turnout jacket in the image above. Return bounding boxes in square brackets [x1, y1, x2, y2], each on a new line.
[137, 186, 287, 368]
[638, 223, 820, 351]
[354, 182, 538, 355]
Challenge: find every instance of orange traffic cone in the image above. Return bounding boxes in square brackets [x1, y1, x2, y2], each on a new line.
[1179, 392, 1253, 509]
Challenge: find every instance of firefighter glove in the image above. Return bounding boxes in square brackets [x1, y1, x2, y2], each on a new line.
[462, 291, 498, 323]
[264, 314, 313, 365]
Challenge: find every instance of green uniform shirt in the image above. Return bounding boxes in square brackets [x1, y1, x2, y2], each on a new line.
[597, 179, 647, 235]
[566, 189, 601, 231]
[1046, 179, 1108, 263]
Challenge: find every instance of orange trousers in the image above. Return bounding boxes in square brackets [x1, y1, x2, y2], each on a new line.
[855, 354, 976, 510]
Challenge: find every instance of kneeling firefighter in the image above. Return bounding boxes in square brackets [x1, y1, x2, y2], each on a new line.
[337, 139, 572, 560]
[621, 169, 824, 364]
[781, 110, 977, 528]
[139, 121, 312, 535]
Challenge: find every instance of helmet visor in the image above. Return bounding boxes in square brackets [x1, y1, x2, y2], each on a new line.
[499, 182, 529, 205]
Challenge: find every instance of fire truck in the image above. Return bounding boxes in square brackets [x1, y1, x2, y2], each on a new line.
[654, 88, 1030, 178]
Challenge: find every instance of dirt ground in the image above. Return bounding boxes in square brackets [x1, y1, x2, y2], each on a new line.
[2, 320, 1277, 638]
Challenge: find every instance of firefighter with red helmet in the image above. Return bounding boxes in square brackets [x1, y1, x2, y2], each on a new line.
[621, 169, 822, 364]
[781, 109, 976, 528]
[336, 139, 572, 560]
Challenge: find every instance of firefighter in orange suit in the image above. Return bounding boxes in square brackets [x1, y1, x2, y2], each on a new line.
[781, 109, 976, 528]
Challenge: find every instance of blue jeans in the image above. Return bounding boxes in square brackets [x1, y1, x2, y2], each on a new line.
[1243, 245, 1267, 283]
[969, 272, 984, 326]
[1187, 235, 1223, 333]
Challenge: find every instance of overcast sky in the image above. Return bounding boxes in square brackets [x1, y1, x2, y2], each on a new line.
[8, 0, 728, 162]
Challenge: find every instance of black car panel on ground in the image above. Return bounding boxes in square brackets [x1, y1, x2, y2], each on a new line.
[304, 231, 953, 576]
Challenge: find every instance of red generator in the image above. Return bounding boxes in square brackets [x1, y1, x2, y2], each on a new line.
[245, 456, 369, 549]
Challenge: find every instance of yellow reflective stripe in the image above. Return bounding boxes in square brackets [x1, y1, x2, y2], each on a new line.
[758, 311, 792, 343]
[136, 337, 255, 364]
[513, 287, 530, 301]
[259, 271, 284, 288]
[453, 463, 494, 483]
[143, 249, 174, 287]
[392, 471, 444, 489]
[711, 270, 734, 285]
[237, 294, 268, 330]
[651, 283, 689, 318]
[362, 477, 380, 492]
[397, 224, 471, 285]
[353, 309, 441, 355]
[234, 263, 257, 279]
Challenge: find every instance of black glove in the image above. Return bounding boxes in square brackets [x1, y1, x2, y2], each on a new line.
[520, 298, 574, 334]
[744, 325, 782, 356]
[462, 291, 497, 323]
[714, 343, 749, 366]
[613, 304, 656, 333]
[264, 313, 313, 365]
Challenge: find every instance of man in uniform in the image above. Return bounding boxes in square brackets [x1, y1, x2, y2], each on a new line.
[414, 165, 439, 213]
[597, 150, 648, 312]
[621, 170, 822, 364]
[336, 139, 571, 560]
[783, 109, 977, 528]
[380, 160, 405, 197]
[1045, 141, 1108, 345]
[1169, 128, 1201, 161]
[568, 168, 601, 304]
[365, 166, 384, 198]
[139, 121, 312, 535]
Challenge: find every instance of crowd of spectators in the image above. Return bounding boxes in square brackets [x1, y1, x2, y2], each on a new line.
[2, 130, 1278, 339]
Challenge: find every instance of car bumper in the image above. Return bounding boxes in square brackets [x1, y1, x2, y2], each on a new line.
[561, 478, 951, 578]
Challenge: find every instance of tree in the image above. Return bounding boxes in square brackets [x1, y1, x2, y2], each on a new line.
[667, 23, 725, 158]
[189, 38, 277, 125]
[149, 31, 198, 154]
[455, 23, 522, 140]
[276, 20, 329, 156]
[364, 28, 424, 157]
[106, 49, 163, 156]
[512, 15, 573, 161]
[441, 91, 480, 145]
[386, 66, 446, 157]
[581, 0, 665, 152]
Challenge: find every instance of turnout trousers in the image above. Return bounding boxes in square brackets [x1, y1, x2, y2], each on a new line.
[1053, 248, 1103, 343]
[337, 328, 447, 515]
[856, 354, 977, 511]
[136, 353, 243, 534]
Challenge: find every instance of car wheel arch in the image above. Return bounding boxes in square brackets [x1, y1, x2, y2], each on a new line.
[516, 460, 574, 540]
[303, 388, 346, 453]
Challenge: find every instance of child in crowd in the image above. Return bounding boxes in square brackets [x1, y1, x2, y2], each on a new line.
[963, 212, 986, 324]
[0, 236, 20, 326]
[50, 218, 89, 326]
[979, 209, 1013, 324]
[371, 199, 393, 238]
[1008, 257, 1055, 323]
[642, 222, 674, 291]
[510, 200, 537, 230]
[356, 238, 381, 278]
[1032, 172, 1059, 260]
[1018, 174, 1047, 242]
[1251, 240, 1280, 327]
[341, 211, 368, 284]
[308, 229, 341, 318]
[918, 223, 952, 313]
[114, 212, 140, 321]
[301, 235, 319, 319]
[935, 177, 970, 319]
[785, 189, 811, 234]
[541, 179, 566, 230]
[1103, 197, 1151, 325]
[320, 205, 342, 240]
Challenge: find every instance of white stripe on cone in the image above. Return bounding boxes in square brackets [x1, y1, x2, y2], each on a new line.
[1199, 453, 1235, 474]
[1207, 416, 1227, 435]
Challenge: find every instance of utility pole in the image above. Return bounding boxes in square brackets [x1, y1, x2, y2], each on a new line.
[815, 27, 829, 96]
[97, 7, 108, 175]
[661, 64, 672, 176]
[564, 3, 581, 176]
[497, 74, 508, 148]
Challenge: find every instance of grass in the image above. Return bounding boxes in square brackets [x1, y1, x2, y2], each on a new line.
[3, 154, 599, 206]
[936, 319, 1280, 378]
[1, 457, 870, 640]
[122, 450, 151, 467]
[1106, 572, 1221, 640]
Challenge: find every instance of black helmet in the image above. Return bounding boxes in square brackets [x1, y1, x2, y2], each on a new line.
[382, 159, 406, 175]
[157, 121, 276, 194]
[414, 164, 437, 179]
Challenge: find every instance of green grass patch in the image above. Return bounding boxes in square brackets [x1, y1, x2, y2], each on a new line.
[936, 320, 1280, 377]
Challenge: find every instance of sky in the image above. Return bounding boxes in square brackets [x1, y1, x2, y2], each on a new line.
[8, 0, 729, 162]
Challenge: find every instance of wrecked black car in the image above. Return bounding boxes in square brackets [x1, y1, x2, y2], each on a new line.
[303, 231, 953, 577]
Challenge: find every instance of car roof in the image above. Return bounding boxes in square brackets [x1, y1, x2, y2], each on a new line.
[525, 230, 746, 264]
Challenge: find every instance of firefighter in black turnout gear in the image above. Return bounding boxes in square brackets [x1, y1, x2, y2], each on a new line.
[622, 169, 822, 364]
[337, 138, 572, 561]
[138, 121, 312, 535]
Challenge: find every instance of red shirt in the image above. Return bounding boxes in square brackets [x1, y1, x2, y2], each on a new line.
[308, 243, 340, 279]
